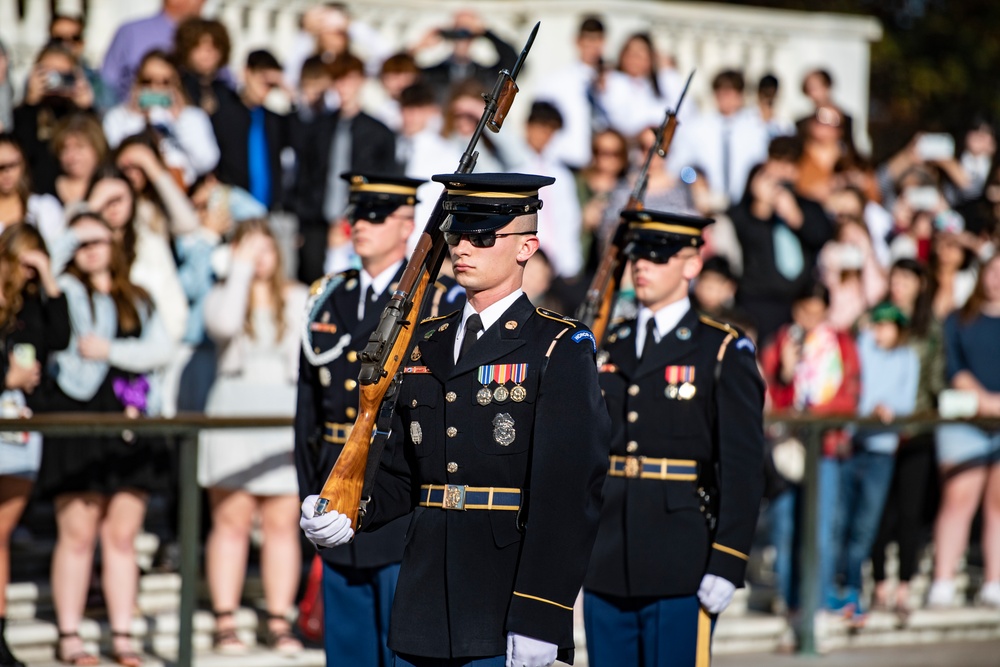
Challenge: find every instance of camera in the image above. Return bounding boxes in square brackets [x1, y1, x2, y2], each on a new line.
[438, 28, 475, 40]
[43, 69, 76, 92]
[904, 185, 940, 212]
[915, 133, 955, 161]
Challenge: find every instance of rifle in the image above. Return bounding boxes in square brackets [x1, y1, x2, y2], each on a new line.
[576, 71, 695, 344]
[314, 22, 541, 528]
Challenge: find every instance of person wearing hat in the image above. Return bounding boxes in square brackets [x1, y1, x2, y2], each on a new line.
[826, 301, 918, 626]
[294, 172, 462, 667]
[582, 209, 765, 667]
[300, 172, 611, 667]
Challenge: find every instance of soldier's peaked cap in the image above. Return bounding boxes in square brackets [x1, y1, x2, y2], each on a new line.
[432, 172, 555, 234]
[622, 208, 714, 263]
[339, 172, 425, 223]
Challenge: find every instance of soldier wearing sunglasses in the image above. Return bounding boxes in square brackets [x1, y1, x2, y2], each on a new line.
[295, 172, 462, 667]
[582, 210, 765, 667]
[301, 173, 611, 667]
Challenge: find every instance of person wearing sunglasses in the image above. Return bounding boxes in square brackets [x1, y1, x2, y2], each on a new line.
[301, 172, 611, 667]
[295, 172, 464, 667]
[582, 210, 765, 667]
[103, 50, 219, 187]
[48, 14, 115, 113]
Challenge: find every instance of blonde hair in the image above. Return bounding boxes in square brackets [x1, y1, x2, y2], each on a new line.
[231, 219, 288, 339]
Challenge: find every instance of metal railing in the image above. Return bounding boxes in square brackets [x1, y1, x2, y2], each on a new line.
[1, 413, 293, 667]
[765, 412, 1000, 655]
[5, 411, 999, 662]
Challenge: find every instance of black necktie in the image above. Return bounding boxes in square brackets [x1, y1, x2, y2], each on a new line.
[361, 284, 376, 319]
[640, 318, 657, 360]
[460, 314, 484, 360]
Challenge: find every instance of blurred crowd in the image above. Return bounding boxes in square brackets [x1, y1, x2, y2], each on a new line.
[1, 0, 1000, 663]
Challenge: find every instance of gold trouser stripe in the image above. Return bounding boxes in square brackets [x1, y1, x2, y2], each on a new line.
[696, 607, 712, 667]
[713, 543, 749, 561]
[351, 183, 418, 195]
[512, 591, 574, 611]
[633, 221, 702, 236]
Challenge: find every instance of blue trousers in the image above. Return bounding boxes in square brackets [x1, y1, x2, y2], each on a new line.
[769, 456, 842, 610]
[833, 450, 896, 595]
[393, 654, 504, 667]
[323, 560, 400, 667]
[583, 591, 717, 667]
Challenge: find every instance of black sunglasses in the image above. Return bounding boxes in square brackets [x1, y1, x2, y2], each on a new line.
[443, 230, 536, 248]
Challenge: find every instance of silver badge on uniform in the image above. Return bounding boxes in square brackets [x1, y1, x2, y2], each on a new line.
[493, 413, 516, 447]
[410, 421, 423, 445]
[319, 367, 332, 387]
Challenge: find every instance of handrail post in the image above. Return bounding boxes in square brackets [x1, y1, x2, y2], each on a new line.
[797, 424, 822, 655]
[177, 431, 200, 667]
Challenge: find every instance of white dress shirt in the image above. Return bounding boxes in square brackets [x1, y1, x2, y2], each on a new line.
[454, 289, 524, 363]
[635, 296, 691, 358]
[535, 60, 600, 170]
[667, 107, 770, 205]
[358, 260, 403, 320]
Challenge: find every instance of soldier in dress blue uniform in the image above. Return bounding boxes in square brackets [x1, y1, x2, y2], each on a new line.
[301, 173, 612, 667]
[294, 172, 463, 667]
[582, 210, 766, 667]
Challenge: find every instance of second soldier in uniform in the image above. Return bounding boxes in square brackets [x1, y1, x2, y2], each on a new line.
[583, 210, 766, 667]
[295, 173, 460, 667]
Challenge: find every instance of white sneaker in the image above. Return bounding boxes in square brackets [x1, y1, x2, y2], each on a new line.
[926, 580, 956, 608]
[979, 581, 1000, 608]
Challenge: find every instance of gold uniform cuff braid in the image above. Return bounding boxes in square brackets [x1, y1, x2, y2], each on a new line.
[512, 591, 574, 611]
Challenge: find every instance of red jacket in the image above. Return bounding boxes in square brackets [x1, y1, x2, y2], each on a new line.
[761, 324, 860, 416]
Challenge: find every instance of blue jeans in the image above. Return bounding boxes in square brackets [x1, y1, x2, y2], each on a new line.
[833, 450, 896, 596]
[769, 456, 842, 610]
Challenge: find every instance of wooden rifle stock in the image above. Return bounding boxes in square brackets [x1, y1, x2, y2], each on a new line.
[315, 266, 433, 528]
[314, 22, 541, 529]
[577, 70, 694, 345]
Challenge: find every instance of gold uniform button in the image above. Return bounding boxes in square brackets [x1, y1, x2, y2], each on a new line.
[446, 427, 458, 438]
[627, 411, 639, 423]
[628, 384, 640, 396]
[345, 407, 357, 419]
[445, 392, 457, 403]
[447, 462, 459, 473]
[347, 351, 358, 363]
[344, 379, 357, 391]
[314, 346, 321, 354]
[626, 441, 639, 453]
[411, 399, 418, 408]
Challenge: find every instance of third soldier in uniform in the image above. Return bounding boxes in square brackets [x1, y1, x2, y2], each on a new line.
[583, 210, 765, 667]
[295, 173, 461, 667]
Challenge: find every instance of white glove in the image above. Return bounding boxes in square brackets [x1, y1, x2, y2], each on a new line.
[506, 632, 558, 667]
[299, 495, 354, 548]
[697, 574, 736, 614]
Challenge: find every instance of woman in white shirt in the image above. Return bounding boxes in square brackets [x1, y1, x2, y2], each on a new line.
[599, 32, 687, 141]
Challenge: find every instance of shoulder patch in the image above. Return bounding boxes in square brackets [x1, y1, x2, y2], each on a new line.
[699, 314, 735, 334]
[535, 307, 577, 328]
[571, 329, 597, 353]
[420, 309, 460, 325]
[735, 337, 756, 354]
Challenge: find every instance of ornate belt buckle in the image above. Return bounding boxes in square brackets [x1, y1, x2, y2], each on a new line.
[624, 456, 643, 479]
[442, 484, 467, 510]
